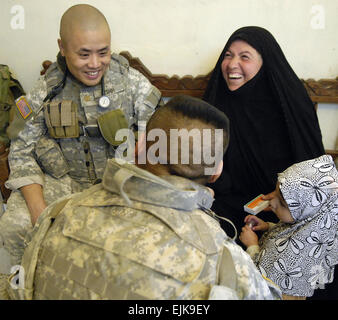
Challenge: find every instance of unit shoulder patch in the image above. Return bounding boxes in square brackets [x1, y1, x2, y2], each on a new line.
[15, 96, 32, 119]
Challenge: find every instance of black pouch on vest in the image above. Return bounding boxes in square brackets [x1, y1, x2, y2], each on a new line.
[44, 100, 79, 138]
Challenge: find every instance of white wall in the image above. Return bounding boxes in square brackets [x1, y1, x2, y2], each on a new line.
[317, 103, 338, 150]
[0, 0, 337, 148]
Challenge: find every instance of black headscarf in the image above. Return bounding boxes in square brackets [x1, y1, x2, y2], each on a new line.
[204, 26, 325, 237]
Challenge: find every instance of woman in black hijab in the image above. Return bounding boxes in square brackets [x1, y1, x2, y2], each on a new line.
[203, 26, 338, 301]
[204, 26, 325, 238]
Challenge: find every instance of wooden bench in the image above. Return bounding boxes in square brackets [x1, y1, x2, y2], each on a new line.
[41, 51, 338, 102]
[120, 51, 338, 160]
[46, 51, 338, 160]
[1, 51, 337, 203]
[40, 52, 338, 162]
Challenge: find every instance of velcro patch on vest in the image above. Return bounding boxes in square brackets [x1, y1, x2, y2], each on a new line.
[15, 96, 32, 119]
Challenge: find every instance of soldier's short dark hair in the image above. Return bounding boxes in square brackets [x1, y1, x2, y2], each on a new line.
[145, 95, 230, 183]
[164, 95, 229, 151]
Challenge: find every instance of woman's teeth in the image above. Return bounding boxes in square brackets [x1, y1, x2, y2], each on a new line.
[229, 73, 242, 79]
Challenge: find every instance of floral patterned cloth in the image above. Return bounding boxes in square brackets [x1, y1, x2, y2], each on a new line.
[255, 155, 338, 297]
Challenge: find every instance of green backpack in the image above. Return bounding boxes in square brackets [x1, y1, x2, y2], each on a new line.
[0, 64, 25, 147]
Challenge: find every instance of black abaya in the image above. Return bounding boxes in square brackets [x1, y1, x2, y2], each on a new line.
[204, 26, 325, 237]
[204, 26, 336, 299]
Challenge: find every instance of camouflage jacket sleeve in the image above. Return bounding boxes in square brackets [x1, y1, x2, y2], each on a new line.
[246, 245, 260, 262]
[128, 67, 161, 131]
[6, 76, 47, 190]
[211, 241, 282, 300]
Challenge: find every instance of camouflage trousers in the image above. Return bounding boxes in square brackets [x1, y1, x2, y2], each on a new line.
[0, 174, 81, 269]
[0, 273, 10, 300]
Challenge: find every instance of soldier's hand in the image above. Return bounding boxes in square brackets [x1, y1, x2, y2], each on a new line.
[30, 204, 47, 226]
[244, 215, 269, 231]
[20, 184, 47, 226]
[239, 225, 259, 248]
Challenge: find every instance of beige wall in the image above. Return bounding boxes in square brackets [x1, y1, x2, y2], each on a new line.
[0, 0, 337, 148]
[317, 103, 338, 150]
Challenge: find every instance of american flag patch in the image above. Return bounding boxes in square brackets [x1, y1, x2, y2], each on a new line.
[15, 96, 32, 119]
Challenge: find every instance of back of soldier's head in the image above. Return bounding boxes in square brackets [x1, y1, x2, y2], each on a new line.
[145, 95, 230, 184]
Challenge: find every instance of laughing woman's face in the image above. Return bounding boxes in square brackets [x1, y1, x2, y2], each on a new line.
[221, 40, 263, 91]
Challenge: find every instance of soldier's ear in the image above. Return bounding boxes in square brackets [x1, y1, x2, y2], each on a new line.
[208, 160, 223, 183]
[58, 39, 65, 56]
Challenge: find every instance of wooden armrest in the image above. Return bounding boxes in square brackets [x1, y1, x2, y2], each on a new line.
[0, 142, 11, 203]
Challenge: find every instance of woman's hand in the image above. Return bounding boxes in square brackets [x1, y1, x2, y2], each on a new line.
[261, 190, 276, 212]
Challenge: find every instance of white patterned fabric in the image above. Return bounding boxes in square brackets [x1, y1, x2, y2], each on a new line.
[255, 155, 338, 297]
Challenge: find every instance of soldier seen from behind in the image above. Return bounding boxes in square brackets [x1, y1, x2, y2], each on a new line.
[8, 95, 281, 300]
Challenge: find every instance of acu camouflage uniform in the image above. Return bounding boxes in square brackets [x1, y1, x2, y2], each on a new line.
[9, 159, 281, 300]
[0, 53, 161, 267]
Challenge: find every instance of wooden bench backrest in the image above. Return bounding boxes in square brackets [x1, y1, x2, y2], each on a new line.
[41, 51, 338, 159]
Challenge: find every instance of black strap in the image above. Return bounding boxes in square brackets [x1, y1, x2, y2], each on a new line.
[43, 68, 68, 103]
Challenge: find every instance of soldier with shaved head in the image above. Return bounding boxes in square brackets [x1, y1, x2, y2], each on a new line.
[0, 4, 161, 294]
[58, 4, 112, 87]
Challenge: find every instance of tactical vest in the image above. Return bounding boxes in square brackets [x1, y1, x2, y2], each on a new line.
[36, 54, 138, 185]
[7, 160, 281, 300]
[10, 185, 239, 300]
